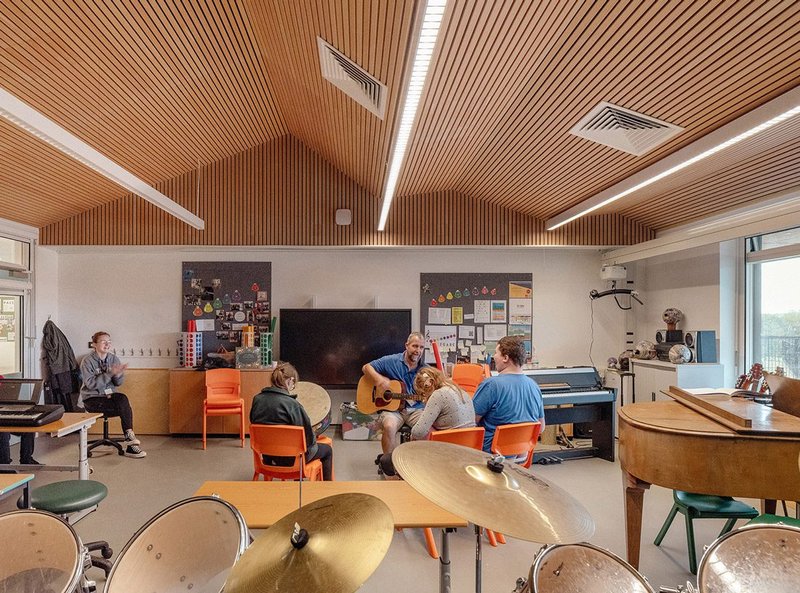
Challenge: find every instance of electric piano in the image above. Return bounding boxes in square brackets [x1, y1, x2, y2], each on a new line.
[523, 366, 616, 462]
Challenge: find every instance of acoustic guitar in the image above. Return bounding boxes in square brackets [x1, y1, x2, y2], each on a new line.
[356, 376, 424, 414]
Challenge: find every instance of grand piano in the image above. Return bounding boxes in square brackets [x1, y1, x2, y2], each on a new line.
[521, 366, 616, 462]
[619, 386, 800, 569]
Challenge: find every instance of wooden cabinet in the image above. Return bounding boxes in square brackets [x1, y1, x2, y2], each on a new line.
[89, 369, 170, 436]
[631, 360, 724, 403]
[169, 368, 272, 435]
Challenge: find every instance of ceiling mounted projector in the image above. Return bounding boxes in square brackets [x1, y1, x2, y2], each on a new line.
[600, 265, 627, 281]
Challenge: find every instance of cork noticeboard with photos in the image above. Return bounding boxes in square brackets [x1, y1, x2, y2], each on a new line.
[419, 272, 533, 364]
[181, 262, 272, 358]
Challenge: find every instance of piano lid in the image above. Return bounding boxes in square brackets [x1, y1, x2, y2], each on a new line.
[520, 366, 602, 391]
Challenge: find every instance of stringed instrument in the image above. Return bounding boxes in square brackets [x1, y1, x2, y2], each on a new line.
[736, 363, 765, 392]
[356, 376, 424, 414]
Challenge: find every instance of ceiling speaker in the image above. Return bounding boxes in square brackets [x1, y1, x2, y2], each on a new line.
[335, 209, 352, 225]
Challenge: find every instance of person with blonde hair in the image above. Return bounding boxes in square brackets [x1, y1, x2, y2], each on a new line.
[378, 366, 475, 477]
[250, 362, 333, 480]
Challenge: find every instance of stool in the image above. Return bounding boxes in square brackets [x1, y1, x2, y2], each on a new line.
[654, 490, 759, 574]
[20, 480, 114, 578]
[746, 513, 800, 528]
[87, 413, 125, 457]
[399, 425, 412, 444]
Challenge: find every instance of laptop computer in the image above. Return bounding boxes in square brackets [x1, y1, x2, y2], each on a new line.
[0, 379, 65, 427]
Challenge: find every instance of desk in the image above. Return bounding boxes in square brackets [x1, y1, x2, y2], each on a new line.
[618, 400, 800, 569]
[0, 413, 101, 480]
[0, 473, 33, 507]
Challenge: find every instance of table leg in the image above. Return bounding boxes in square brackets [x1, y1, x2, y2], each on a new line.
[623, 472, 649, 569]
[78, 425, 89, 480]
[22, 481, 30, 508]
[439, 527, 452, 593]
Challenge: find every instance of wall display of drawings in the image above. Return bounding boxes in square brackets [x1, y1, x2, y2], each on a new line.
[181, 262, 272, 358]
[419, 273, 533, 365]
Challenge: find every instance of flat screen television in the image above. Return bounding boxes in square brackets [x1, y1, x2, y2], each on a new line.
[279, 309, 412, 388]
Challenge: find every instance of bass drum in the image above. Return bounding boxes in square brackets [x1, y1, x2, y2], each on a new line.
[105, 495, 249, 593]
[698, 523, 800, 593]
[0, 509, 83, 593]
[530, 542, 653, 593]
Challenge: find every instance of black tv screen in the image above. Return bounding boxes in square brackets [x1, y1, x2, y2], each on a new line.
[279, 309, 412, 388]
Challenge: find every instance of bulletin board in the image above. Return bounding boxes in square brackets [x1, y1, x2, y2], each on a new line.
[419, 273, 533, 364]
[182, 262, 272, 358]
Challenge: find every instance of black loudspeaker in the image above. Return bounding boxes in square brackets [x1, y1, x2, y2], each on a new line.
[655, 329, 683, 343]
[685, 330, 717, 363]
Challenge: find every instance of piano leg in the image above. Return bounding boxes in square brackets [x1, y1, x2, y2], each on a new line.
[623, 471, 650, 570]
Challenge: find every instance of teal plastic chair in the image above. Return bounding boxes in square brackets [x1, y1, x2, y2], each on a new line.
[654, 490, 759, 574]
[746, 513, 800, 528]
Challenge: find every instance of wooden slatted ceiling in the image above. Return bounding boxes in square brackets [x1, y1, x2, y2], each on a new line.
[0, 0, 286, 188]
[39, 136, 654, 246]
[399, 0, 800, 224]
[242, 0, 416, 197]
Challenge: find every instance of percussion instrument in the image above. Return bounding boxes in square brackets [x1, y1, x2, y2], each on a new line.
[392, 440, 595, 543]
[0, 509, 83, 593]
[294, 381, 331, 435]
[105, 495, 249, 593]
[225, 493, 393, 593]
[697, 523, 800, 592]
[528, 542, 653, 592]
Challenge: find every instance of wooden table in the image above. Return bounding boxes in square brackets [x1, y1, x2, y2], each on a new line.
[0, 473, 33, 507]
[618, 399, 800, 569]
[0, 413, 101, 480]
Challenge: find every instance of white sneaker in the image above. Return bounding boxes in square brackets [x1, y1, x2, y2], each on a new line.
[123, 431, 141, 446]
[124, 445, 147, 458]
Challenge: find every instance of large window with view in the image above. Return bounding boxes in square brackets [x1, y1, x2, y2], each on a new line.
[746, 227, 800, 379]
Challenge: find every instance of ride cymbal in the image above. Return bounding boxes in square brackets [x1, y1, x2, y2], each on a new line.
[224, 493, 393, 593]
[393, 440, 595, 543]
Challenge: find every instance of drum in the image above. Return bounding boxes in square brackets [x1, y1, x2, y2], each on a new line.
[0, 509, 83, 593]
[697, 523, 800, 593]
[530, 542, 654, 593]
[294, 381, 332, 435]
[105, 496, 249, 593]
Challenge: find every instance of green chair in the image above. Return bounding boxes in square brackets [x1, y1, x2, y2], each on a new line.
[654, 490, 759, 574]
[746, 513, 800, 528]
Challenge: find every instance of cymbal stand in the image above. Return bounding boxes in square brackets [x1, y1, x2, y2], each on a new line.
[474, 524, 483, 593]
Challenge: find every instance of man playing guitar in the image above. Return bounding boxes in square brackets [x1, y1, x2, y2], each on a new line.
[361, 332, 428, 455]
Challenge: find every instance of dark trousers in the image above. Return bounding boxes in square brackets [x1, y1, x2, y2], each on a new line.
[0, 432, 35, 464]
[308, 443, 334, 481]
[83, 392, 134, 432]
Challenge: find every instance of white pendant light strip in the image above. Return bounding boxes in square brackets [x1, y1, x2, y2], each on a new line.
[0, 87, 205, 230]
[378, 0, 447, 231]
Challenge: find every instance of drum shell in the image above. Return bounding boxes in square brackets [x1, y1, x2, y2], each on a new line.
[105, 495, 249, 593]
[697, 523, 800, 593]
[0, 509, 83, 593]
[530, 542, 653, 593]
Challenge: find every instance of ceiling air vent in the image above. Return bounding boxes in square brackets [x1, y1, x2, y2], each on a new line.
[317, 37, 387, 119]
[570, 101, 683, 156]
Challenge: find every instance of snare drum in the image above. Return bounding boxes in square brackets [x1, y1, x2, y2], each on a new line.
[530, 542, 654, 593]
[295, 381, 332, 435]
[0, 509, 83, 593]
[105, 495, 249, 593]
[697, 523, 800, 593]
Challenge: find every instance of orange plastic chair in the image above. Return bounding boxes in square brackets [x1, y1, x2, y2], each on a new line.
[450, 363, 491, 396]
[203, 369, 245, 450]
[250, 424, 323, 482]
[490, 421, 543, 469]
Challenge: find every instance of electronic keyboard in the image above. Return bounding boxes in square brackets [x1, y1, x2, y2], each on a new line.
[0, 402, 65, 427]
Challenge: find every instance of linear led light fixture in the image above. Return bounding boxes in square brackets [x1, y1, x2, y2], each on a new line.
[546, 86, 800, 231]
[0, 87, 205, 230]
[378, 0, 447, 231]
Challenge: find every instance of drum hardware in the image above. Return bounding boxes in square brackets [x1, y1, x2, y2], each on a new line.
[513, 576, 529, 592]
[659, 584, 696, 593]
[393, 441, 595, 593]
[224, 493, 394, 593]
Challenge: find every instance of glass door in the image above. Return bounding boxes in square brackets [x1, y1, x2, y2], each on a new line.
[0, 294, 22, 376]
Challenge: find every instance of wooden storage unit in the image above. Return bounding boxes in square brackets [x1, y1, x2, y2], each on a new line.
[169, 368, 272, 435]
[631, 359, 724, 403]
[89, 368, 170, 436]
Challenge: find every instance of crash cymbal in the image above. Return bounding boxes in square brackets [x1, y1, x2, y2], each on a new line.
[393, 440, 594, 543]
[224, 493, 393, 593]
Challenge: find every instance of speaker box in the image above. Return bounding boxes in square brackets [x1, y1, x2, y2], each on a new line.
[685, 330, 717, 363]
[655, 329, 683, 343]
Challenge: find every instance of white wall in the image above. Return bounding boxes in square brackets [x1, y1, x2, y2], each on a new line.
[39, 246, 625, 374]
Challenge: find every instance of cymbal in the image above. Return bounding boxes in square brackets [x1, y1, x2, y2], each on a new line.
[393, 440, 595, 543]
[224, 493, 393, 593]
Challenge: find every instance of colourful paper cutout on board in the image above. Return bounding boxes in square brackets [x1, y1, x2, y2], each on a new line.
[213, 297, 223, 309]
[481, 286, 488, 295]
[223, 294, 231, 305]
[509, 282, 533, 298]
[472, 287, 479, 296]
[438, 294, 446, 303]
[203, 302, 213, 313]
[446, 292, 453, 300]
[490, 288, 497, 296]
[251, 283, 260, 292]
[464, 288, 470, 297]
[422, 283, 431, 293]
[455, 290, 462, 298]
[193, 305, 203, 317]
[431, 299, 438, 306]
[183, 269, 194, 281]
[232, 290, 241, 302]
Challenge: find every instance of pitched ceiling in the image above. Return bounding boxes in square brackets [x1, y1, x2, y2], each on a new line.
[1, 0, 800, 240]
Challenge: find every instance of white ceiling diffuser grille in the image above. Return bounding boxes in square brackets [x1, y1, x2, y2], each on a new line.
[317, 37, 387, 119]
[570, 101, 683, 156]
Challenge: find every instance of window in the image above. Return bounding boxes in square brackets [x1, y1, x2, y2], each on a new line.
[0, 294, 22, 375]
[746, 227, 800, 378]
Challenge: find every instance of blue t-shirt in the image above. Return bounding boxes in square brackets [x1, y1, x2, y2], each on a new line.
[370, 352, 427, 409]
[472, 373, 545, 452]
